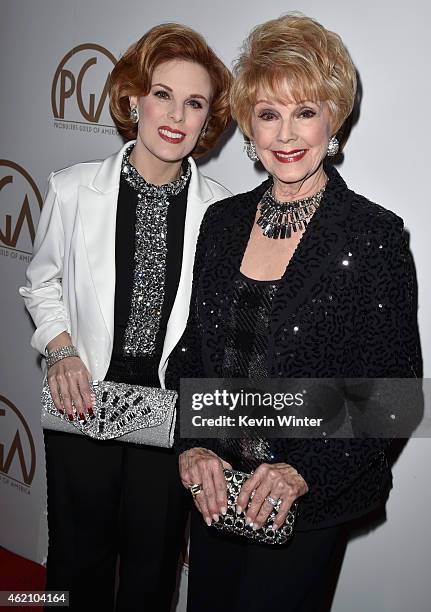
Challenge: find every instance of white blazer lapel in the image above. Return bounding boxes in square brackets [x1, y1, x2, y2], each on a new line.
[159, 158, 213, 387]
[77, 140, 134, 341]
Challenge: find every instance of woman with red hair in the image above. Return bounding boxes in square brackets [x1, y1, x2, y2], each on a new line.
[20, 23, 231, 611]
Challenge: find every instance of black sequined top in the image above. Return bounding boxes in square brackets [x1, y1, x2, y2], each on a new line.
[167, 164, 422, 530]
[222, 273, 278, 379]
[216, 273, 279, 471]
[105, 171, 189, 387]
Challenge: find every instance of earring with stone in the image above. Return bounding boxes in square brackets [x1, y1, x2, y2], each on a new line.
[130, 106, 139, 124]
[327, 135, 339, 157]
[244, 138, 258, 161]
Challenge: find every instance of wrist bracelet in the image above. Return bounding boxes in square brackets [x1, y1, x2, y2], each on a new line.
[46, 345, 79, 369]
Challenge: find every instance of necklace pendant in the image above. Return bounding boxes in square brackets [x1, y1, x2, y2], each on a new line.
[272, 224, 281, 239]
[256, 181, 326, 239]
[263, 223, 272, 237]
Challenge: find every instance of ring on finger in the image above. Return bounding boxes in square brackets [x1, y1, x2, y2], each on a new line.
[265, 495, 281, 510]
[189, 483, 203, 497]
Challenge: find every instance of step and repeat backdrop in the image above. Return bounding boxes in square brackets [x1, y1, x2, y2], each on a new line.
[1, 1, 430, 610]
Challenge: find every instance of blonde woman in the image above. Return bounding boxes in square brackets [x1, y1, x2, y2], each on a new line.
[167, 13, 420, 611]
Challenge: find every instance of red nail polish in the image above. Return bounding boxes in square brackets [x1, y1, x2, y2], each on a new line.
[68, 414, 74, 421]
[88, 407, 94, 417]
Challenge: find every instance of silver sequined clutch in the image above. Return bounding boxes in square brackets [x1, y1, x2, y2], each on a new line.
[212, 468, 298, 545]
[41, 379, 177, 448]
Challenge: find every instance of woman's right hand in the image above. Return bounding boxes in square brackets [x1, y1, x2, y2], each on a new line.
[47, 356, 94, 421]
[179, 447, 232, 526]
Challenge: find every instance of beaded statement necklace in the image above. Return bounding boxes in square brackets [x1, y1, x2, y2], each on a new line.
[121, 146, 191, 199]
[120, 144, 191, 356]
[256, 183, 326, 239]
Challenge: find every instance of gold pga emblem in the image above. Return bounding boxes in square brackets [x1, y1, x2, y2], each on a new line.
[51, 43, 117, 126]
[0, 395, 36, 487]
[0, 160, 43, 255]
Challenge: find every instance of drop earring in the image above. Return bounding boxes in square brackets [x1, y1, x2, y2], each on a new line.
[244, 139, 258, 161]
[130, 107, 139, 124]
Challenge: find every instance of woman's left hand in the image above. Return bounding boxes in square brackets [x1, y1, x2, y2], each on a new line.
[236, 463, 309, 530]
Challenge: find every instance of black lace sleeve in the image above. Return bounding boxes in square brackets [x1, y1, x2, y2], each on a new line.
[279, 217, 422, 525]
[355, 216, 421, 379]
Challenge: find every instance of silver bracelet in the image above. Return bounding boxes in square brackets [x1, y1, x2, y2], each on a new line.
[46, 345, 79, 369]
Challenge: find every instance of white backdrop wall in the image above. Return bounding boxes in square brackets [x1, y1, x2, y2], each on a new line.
[1, 1, 430, 610]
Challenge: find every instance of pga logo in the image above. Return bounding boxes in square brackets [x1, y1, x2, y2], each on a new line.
[51, 43, 117, 125]
[0, 160, 43, 254]
[0, 395, 36, 486]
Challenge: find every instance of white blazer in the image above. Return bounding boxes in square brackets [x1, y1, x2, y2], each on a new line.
[19, 140, 231, 387]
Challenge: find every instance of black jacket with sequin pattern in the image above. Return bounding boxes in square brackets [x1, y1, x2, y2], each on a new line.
[166, 164, 422, 530]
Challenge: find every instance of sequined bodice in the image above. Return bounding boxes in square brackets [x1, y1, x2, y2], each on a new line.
[105, 145, 189, 387]
[217, 273, 280, 471]
[121, 144, 190, 357]
[222, 273, 278, 378]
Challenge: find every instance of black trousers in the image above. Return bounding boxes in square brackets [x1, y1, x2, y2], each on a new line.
[44, 430, 189, 612]
[187, 506, 346, 612]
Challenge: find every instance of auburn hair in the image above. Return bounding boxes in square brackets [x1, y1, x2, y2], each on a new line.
[109, 23, 232, 157]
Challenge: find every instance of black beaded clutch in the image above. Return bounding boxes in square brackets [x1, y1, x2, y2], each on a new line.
[41, 379, 177, 447]
[211, 468, 298, 545]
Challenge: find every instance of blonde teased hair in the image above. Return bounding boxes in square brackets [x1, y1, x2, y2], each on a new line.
[230, 13, 357, 137]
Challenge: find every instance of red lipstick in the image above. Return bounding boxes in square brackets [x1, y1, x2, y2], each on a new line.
[272, 149, 308, 163]
[158, 125, 186, 144]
